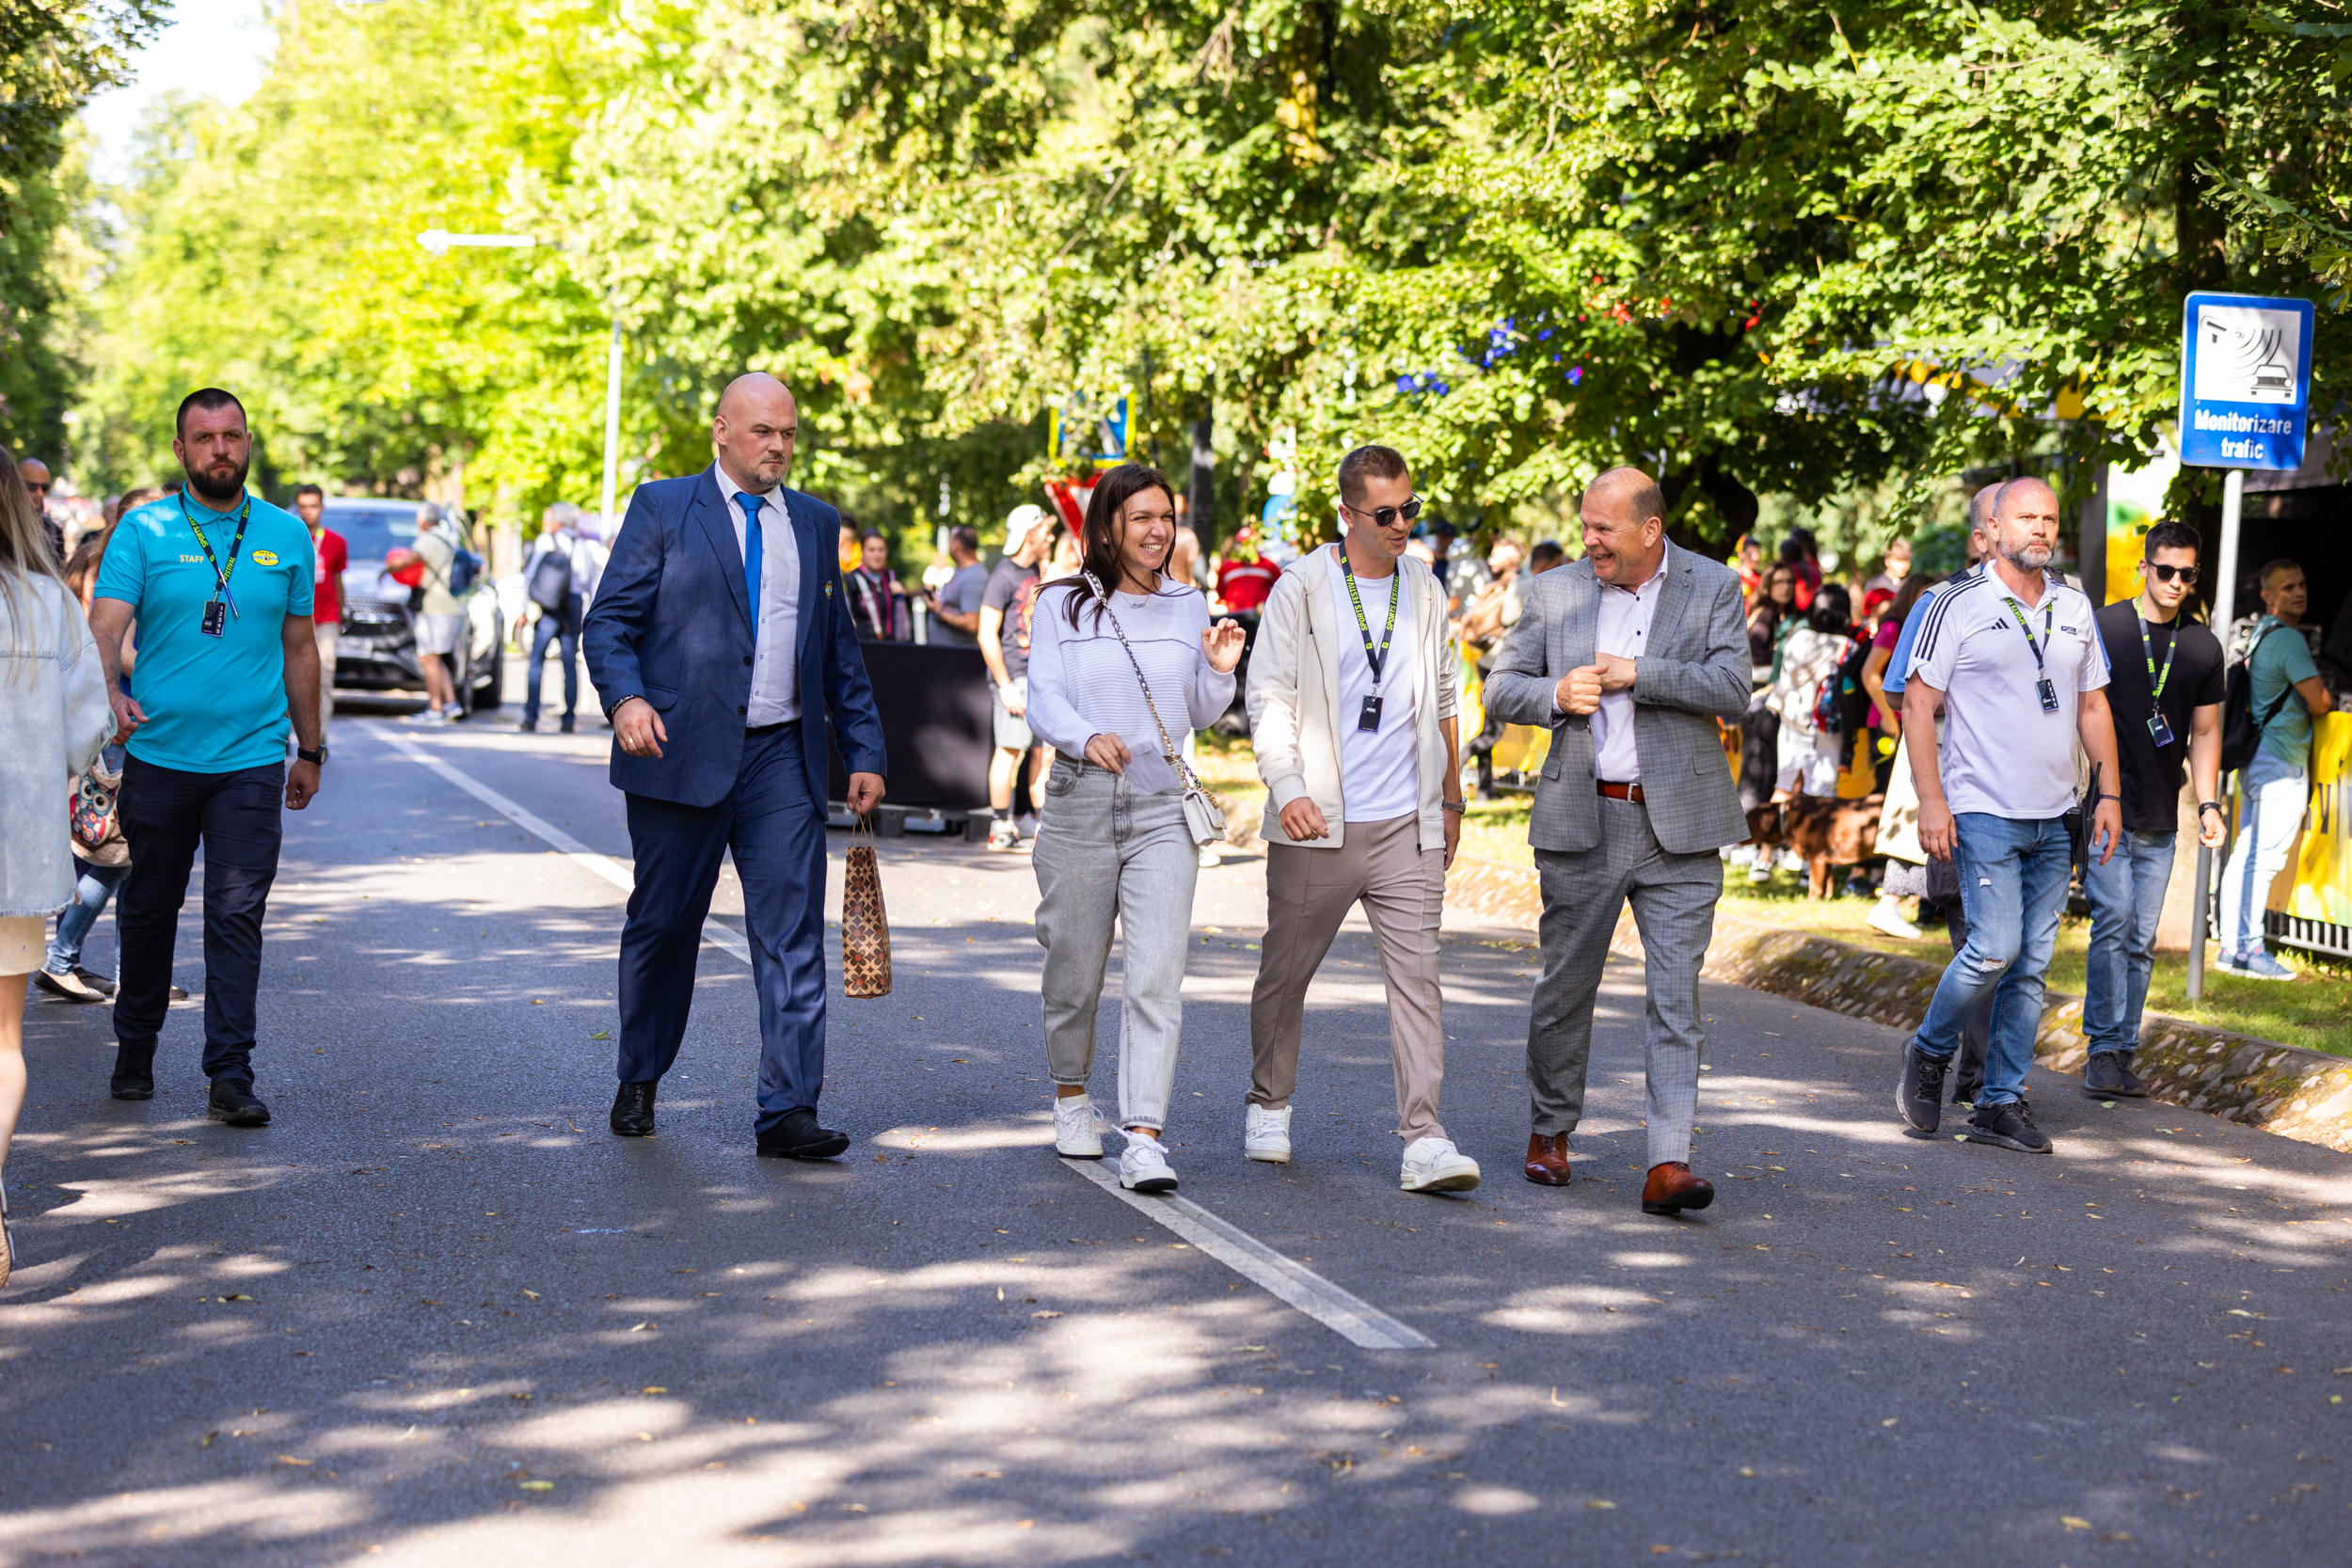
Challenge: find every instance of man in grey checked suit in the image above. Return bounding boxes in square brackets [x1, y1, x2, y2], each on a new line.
[1485, 467, 1751, 1214]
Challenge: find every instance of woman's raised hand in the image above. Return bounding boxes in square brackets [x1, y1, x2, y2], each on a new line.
[1202, 617, 1246, 673]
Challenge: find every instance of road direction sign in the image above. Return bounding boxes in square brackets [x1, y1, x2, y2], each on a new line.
[2179, 291, 2314, 470]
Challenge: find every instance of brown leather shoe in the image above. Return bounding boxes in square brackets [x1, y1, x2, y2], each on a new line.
[1641, 1161, 1714, 1215]
[1523, 1132, 1571, 1186]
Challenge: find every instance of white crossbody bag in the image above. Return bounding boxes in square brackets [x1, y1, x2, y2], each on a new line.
[1083, 571, 1227, 848]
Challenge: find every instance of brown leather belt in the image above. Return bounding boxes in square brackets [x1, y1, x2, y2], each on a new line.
[1596, 780, 1645, 804]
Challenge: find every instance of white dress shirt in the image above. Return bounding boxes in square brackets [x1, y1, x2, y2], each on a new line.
[712, 463, 803, 725]
[1591, 564, 1666, 783]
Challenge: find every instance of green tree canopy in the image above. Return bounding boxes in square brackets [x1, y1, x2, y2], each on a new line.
[74, 0, 2352, 550]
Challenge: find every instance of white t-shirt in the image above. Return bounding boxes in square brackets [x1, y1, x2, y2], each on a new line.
[1324, 547, 1420, 822]
[1908, 568, 2108, 819]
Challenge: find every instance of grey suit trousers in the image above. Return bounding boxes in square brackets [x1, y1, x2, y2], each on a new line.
[1528, 794, 1718, 1164]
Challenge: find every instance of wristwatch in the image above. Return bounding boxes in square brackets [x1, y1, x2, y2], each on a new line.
[1440, 798, 1467, 815]
[2199, 800, 2224, 816]
[296, 746, 327, 766]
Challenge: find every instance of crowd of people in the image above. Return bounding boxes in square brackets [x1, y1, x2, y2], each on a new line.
[0, 374, 2339, 1292]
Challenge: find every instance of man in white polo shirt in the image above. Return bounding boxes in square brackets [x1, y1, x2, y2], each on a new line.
[1897, 477, 2122, 1155]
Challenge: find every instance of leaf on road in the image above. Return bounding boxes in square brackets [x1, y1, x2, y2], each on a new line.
[589, 1030, 611, 1040]
[519, 1480, 554, 1491]
[2060, 1516, 2090, 1529]
[278, 1455, 313, 1466]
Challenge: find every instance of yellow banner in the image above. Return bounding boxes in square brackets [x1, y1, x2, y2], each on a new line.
[2285, 712, 2352, 926]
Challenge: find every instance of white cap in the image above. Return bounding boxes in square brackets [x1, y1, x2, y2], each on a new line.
[1006, 503, 1049, 538]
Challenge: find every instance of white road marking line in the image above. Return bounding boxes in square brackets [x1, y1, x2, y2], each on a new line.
[373, 721, 1422, 1349]
[372, 722, 752, 963]
[1059, 1157, 1435, 1351]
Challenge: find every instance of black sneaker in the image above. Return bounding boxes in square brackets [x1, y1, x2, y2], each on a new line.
[1963, 1098, 2053, 1154]
[207, 1079, 271, 1128]
[2083, 1053, 2149, 1099]
[1951, 1072, 1982, 1109]
[110, 1043, 155, 1101]
[1898, 1040, 1947, 1132]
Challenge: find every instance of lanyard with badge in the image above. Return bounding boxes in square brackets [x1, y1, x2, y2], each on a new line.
[2137, 614, 2179, 747]
[182, 492, 252, 638]
[1338, 547, 1400, 731]
[2001, 592, 2060, 715]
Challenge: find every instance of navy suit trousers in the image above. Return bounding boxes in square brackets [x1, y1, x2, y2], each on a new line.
[616, 721, 829, 1132]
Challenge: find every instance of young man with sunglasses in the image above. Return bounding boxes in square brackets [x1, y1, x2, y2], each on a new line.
[2083, 523, 2225, 1094]
[1245, 444, 1480, 1194]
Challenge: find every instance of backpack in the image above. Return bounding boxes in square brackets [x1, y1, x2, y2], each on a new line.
[527, 537, 575, 611]
[2220, 625, 2296, 773]
[447, 546, 483, 595]
[1813, 636, 1872, 736]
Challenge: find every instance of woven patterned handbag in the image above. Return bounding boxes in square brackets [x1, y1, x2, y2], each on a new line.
[840, 819, 892, 998]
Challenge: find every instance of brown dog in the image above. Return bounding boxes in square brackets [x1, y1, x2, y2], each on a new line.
[1746, 793, 1884, 899]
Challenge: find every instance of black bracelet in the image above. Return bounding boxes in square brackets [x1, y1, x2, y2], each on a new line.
[2199, 800, 2224, 816]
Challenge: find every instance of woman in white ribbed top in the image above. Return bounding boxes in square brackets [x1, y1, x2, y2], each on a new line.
[1025, 464, 1244, 1194]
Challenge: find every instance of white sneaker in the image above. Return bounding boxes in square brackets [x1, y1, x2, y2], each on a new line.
[1053, 1093, 1104, 1159]
[1400, 1135, 1482, 1194]
[1244, 1103, 1292, 1164]
[985, 817, 1020, 851]
[1198, 845, 1221, 869]
[1119, 1134, 1179, 1193]
[1016, 813, 1041, 842]
[1867, 895, 1923, 941]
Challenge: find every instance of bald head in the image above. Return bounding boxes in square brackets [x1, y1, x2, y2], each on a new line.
[1579, 466, 1668, 586]
[1987, 475, 2058, 579]
[713, 374, 800, 492]
[1967, 481, 2002, 531]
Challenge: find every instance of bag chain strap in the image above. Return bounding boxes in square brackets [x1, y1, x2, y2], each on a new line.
[1084, 572, 1208, 796]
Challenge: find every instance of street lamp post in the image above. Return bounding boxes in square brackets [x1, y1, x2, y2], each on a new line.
[416, 228, 623, 524]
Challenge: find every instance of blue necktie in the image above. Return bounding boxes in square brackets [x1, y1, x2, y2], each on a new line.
[735, 492, 764, 632]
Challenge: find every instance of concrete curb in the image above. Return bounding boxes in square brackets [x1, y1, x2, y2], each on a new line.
[1441, 855, 2352, 1156]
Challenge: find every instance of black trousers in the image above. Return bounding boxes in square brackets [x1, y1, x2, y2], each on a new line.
[112, 756, 284, 1084]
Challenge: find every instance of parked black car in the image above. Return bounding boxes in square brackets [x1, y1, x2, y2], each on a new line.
[325, 499, 504, 714]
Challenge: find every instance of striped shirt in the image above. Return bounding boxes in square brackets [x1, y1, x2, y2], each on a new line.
[1025, 578, 1235, 797]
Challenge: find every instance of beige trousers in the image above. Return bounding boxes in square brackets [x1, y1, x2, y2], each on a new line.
[312, 621, 338, 740]
[1248, 814, 1447, 1141]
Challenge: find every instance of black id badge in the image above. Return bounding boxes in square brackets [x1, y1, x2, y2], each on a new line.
[2036, 676, 2059, 714]
[199, 599, 227, 638]
[1358, 693, 1384, 732]
[2148, 711, 2176, 748]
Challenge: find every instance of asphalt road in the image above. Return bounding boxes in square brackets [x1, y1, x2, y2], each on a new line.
[3, 695, 2348, 1567]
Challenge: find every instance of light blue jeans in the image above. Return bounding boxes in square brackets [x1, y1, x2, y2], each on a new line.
[1912, 813, 2073, 1107]
[2217, 753, 2307, 957]
[1031, 760, 1200, 1132]
[45, 859, 131, 975]
[2082, 829, 2176, 1057]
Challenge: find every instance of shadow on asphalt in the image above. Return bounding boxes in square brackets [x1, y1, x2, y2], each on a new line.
[3, 815, 2348, 1565]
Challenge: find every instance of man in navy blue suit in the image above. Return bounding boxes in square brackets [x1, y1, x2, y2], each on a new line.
[584, 372, 887, 1158]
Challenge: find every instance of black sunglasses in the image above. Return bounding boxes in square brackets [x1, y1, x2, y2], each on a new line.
[2146, 562, 2199, 585]
[1343, 494, 1424, 531]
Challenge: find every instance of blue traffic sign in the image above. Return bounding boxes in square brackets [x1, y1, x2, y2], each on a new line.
[2179, 291, 2313, 470]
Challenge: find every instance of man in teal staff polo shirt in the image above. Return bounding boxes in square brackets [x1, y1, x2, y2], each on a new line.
[87, 387, 325, 1127]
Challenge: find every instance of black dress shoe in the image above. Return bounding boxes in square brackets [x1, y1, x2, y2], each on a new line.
[110, 1043, 155, 1101]
[208, 1079, 271, 1127]
[610, 1080, 657, 1137]
[756, 1108, 850, 1160]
